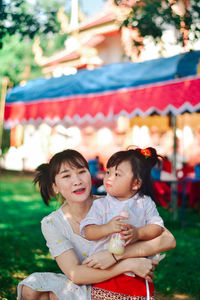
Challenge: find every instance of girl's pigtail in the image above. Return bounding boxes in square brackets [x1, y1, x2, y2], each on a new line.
[136, 147, 162, 170]
[33, 163, 52, 206]
[146, 147, 163, 170]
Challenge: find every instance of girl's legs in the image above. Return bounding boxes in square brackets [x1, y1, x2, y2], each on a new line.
[22, 285, 59, 300]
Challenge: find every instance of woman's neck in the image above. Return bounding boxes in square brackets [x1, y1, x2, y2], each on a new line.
[62, 196, 93, 223]
[62, 196, 93, 234]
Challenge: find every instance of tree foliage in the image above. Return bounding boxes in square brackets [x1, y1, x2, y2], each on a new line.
[0, 35, 42, 85]
[114, 0, 200, 49]
[0, 0, 69, 86]
[0, 0, 62, 48]
[0, 32, 69, 86]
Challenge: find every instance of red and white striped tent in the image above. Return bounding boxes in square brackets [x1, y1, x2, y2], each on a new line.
[4, 51, 200, 129]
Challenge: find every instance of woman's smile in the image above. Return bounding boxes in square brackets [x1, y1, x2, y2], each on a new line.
[73, 187, 86, 194]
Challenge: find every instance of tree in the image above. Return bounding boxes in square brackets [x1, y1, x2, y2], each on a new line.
[0, 35, 43, 85]
[0, 0, 62, 48]
[113, 0, 200, 51]
[0, 0, 70, 85]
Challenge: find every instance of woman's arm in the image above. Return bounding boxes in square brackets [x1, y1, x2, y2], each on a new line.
[120, 227, 176, 259]
[83, 227, 175, 269]
[56, 248, 156, 284]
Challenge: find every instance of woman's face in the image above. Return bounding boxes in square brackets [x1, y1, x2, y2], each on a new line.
[104, 160, 138, 200]
[53, 162, 92, 203]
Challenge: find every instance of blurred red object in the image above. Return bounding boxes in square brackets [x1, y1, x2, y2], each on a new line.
[153, 181, 171, 208]
[162, 157, 172, 173]
[177, 165, 200, 209]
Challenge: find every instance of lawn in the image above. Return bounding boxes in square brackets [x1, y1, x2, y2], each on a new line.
[0, 171, 200, 300]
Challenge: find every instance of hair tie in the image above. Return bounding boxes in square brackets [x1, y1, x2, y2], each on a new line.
[140, 148, 152, 159]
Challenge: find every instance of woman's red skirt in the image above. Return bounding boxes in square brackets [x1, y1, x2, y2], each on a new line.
[91, 274, 154, 300]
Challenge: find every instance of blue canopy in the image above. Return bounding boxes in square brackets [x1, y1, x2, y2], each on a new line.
[6, 50, 200, 104]
[4, 50, 200, 129]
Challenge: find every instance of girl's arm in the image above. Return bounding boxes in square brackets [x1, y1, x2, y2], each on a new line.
[56, 248, 156, 284]
[84, 224, 110, 240]
[84, 216, 124, 240]
[136, 224, 163, 240]
[122, 224, 164, 246]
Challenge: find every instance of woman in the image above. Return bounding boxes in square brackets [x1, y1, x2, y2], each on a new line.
[18, 149, 176, 300]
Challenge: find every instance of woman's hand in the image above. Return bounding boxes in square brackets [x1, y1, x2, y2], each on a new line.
[82, 250, 116, 269]
[125, 257, 158, 282]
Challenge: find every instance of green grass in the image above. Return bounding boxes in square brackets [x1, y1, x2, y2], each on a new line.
[0, 171, 200, 300]
[154, 208, 200, 299]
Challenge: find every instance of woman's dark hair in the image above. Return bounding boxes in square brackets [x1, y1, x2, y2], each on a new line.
[106, 147, 163, 199]
[33, 149, 90, 206]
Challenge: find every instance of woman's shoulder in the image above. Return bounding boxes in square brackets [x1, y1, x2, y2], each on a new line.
[41, 207, 62, 225]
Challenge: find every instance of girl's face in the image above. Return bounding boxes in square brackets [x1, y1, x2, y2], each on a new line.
[53, 162, 92, 203]
[104, 160, 140, 201]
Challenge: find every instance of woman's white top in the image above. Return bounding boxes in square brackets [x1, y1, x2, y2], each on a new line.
[17, 206, 92, 300]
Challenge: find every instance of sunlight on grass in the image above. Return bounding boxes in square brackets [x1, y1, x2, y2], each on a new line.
[33, 249, 54, 267]
[174, 295, 191, 299]
[0, 224, 9, 229]
[13, 271, 27, 280]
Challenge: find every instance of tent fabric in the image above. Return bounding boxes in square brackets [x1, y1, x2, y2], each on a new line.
[4, 51, 200, 129]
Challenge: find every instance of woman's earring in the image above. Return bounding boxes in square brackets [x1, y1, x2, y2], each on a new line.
[52, 183, 59, 195]
[53, 184, 59, 195]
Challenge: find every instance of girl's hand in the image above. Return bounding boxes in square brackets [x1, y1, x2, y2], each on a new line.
[106, 216, 128, 234]
[82, 250, 116, 269]
[121, 224, 139, 246]
[126, 257, 158, 282]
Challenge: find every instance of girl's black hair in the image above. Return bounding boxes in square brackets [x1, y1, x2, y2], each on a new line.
[33, 149, 90, 206]
[106, 147, 163, 200]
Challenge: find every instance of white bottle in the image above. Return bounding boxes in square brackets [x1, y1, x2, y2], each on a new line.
[108, 204, 130, 255]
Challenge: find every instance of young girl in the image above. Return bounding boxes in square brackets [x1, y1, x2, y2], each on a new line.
[17, 149, 175, 300]
[80, 147, 165, 299]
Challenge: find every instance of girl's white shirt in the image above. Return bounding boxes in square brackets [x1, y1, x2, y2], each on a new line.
[80, 193, 164, 256]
